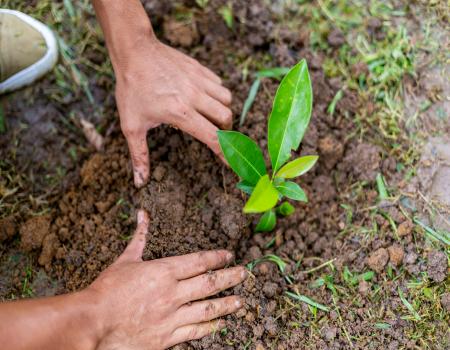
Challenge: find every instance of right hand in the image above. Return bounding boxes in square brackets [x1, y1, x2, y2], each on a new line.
[87, 210, 246, 349]
[115, 40, 233, 188]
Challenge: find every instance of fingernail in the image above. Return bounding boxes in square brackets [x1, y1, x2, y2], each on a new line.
[137, 210, 145, 225]
[235, 298, 242, 308]
[241, 268, 248, 279]
[134, 168, 146, 188]
[226, 251, 234, 261]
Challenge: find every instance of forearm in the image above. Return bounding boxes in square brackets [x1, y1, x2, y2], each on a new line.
[92, 0, 156, 76]
[0, 291, 102, 350]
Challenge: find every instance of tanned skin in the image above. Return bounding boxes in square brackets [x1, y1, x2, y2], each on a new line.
[93, 0, 232, 188]
[0, 211, 247, 349]
[0, 1, 243, 349]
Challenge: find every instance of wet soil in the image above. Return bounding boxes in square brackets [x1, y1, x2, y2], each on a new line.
[0, 0, 448, 349]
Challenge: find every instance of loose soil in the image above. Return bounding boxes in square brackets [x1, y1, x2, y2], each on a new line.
[0, 1, 448, 349]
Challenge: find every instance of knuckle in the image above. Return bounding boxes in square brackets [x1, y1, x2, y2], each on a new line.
[223, 89, 232, 105]
[188, 327, 199, 340]
[223, 108, 233, 123]
[203, 301, 216, 319]
[204, 272, 219, 293]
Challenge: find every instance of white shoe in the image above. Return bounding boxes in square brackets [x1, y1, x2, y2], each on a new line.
[0, 9, 58, 94]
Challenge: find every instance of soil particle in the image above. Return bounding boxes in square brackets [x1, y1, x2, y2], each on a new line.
[327, 28, 345, 47]
[426, 250, 448, 283]
[38, 233, 60, 267]
[367, 247, 389, 273]
[387, 244, 404, 267]
[163, 18, 199, 47]
[263, 316, 278, 337]
[312, 175, 336, 202]
[358, 280, 370, 296]
[19, 215, 51, 252]
[318, 135, 344, 170]
[152, 165, 166, 182]
[262, 282, 278, 298]
[80, 153, 104, 187]
[321, 326, 337, 341]
[397, 220, 414, 237]
[340, 143, 382, 181]
[255, 344, 265, 350]
[0, 216, 16, 242]
[404, 251, 418, 265]
[440, 292, 450, 313]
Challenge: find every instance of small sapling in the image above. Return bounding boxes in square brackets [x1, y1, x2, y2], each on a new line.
[218, 59, 318, 232]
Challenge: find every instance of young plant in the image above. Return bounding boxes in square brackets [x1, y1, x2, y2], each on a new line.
[218, 59, 318, 232]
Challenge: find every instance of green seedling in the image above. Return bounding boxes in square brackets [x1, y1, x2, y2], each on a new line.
[218, 60, 318, 232]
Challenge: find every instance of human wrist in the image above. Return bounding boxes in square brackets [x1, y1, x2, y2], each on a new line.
[68, 289, 106, 350]
[92, 0, 157, 78]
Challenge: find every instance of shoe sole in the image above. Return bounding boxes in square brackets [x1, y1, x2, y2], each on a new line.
[0, 9, 58, 94]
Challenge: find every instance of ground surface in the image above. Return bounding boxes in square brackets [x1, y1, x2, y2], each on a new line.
[0, 1, 449, 349]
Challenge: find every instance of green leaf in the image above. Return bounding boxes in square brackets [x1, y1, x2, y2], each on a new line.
[236, 180, 254, 195]
[218, 5, 233, 29]
[256, 67, 290, 80]
[275, 155, 318, 179]
[244, 175, 278, 213]
[268, 59, 313, 173]
[217, 131, 267, 185]
[285, 291, 329, 312]
[240, 79, 261, 126]
[255, 210, 276, 232]
[376, 173, 389, 199]
[275, 181, 307, 202]
[277, 202, 295, 216]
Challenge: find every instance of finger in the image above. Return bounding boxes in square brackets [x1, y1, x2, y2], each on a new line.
[117, 210, 149, 263]
[158, 250, 233, 280]
[178, 266, 247, 303]
[173, 109, 223, 160]
[194, 93, 232, 130]
[124, 129, 149, 188]
[198, 65, 222, 85]
[175, 296, 242, 326]
[168, 320, 225, 347]
[201, 78, 232, 106]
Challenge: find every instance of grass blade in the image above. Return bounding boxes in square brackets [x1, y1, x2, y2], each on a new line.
[327, 89, 343, 117]
[256, 67, 290, 80]
[413, 218, 450, 246]
[398, 287, 421, 321]
[240, 79, 261, 126]
[376, 173, 389, 200]
[286, 291, 329, 312]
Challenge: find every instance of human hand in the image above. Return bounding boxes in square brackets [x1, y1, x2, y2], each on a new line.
[86, 210, 246, 349]
[115, 40, 232, 187]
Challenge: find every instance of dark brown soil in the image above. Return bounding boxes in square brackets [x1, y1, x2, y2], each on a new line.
[0, 1, 448, 349]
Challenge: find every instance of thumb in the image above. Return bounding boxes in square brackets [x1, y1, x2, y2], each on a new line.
[117, 210, 149, 263]
[125, 130, 150, 188]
